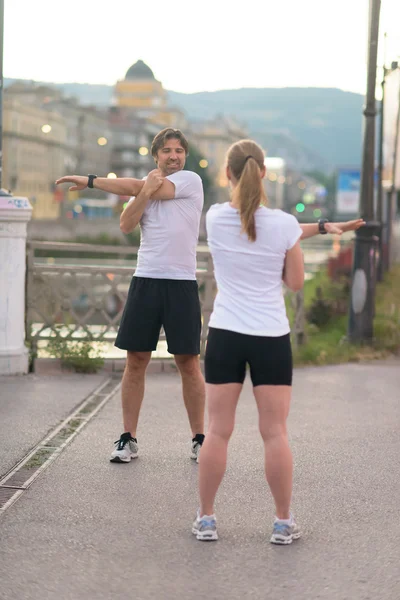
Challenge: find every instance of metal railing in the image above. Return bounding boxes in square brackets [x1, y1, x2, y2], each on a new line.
[25, 241, 304, 361]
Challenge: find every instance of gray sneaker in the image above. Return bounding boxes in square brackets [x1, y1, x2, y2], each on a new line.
[270, 518, 301, 545]
[192, 510, 218, 541]
[110, 433, 138, 463]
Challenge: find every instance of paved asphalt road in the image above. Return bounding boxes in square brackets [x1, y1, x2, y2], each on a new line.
[0, 361, 399, 600]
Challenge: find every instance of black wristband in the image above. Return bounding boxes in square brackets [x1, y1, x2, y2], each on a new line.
[318, 218, 329, 234]
[87, 174, 98, 189]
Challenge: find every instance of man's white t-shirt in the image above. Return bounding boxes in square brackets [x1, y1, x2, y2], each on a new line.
[134, 170, 204, 280]
[206, 203, 303, 336]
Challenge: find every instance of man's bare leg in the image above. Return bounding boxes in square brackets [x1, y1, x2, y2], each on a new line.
[121, 351, 152, 437]
[174, 354, 205, 436]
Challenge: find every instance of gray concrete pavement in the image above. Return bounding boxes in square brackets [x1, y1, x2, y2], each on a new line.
[0, 373, 107, 478]
[0, 361, 400, 599]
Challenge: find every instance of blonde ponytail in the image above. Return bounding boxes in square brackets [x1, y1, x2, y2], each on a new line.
[227, 140, 267, 241]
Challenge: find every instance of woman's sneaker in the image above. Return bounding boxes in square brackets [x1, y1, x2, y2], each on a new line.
[192, 510, 218, 541]
[110, 432, 138, 463]
[191, 434, 205, 463]
[270, 516, 301, 545]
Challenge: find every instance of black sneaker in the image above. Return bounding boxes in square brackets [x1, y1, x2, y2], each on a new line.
[191, 434, 205, 463]
[110, 432, 138, 463]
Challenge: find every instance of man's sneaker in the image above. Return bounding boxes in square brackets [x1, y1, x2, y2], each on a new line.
[192, 510, 218, 541]
[270, 516, 301, 545]
[191, 433, 205, 462]
[110, 432, 138, 463]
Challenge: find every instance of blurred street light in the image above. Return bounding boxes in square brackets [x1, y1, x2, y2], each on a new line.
[107, 172, 117, 179]
[199, 159, 208, 168]
[97, 137, 108, 146]
[41, 124, 52, 133]
[138, 147, 149, 156]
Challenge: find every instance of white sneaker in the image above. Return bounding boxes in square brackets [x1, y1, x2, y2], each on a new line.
[192, 510, 218, 541]
[191, 435, 204, 463]
[270, 516, 301, 545]
[110, 433, 138, 463]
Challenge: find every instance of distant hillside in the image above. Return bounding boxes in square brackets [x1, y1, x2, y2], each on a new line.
[167, 88, 364, 171]
[5, 79, 364, 170]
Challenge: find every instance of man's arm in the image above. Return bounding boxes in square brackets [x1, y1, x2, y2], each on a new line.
[55, 174, 146, 196]
[55, 171, 177, 201]
[300, 219, 365, 240]
[120, 171, 165, 234]
[120, 189, 151, 234]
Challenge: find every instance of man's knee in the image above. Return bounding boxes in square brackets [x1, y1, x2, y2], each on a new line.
[126, 351, 152, 373]
[174, 354, 201, 376]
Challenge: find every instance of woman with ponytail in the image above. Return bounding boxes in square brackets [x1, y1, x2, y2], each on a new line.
[192, 139, 305, 544]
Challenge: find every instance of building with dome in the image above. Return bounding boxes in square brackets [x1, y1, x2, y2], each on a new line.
[113, 60, 186, 129]
[114, 60, 167, 111]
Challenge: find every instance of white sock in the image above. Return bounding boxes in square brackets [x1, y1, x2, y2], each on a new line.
[275, 514, 293, 525]
[198, 511, 215, 520]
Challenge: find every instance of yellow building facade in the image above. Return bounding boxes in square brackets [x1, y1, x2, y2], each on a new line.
[115, 60, 166, 110]
[3, 95, 67, 219]
[114, 60, 184, 129]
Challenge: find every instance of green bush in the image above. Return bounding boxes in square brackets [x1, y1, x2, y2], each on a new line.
[306, 276, 350, 328]
[47, 334, 105, 374]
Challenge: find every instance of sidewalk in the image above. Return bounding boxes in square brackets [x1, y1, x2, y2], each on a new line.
[0, 360, 400, 600]
[0, 373, 107, 478]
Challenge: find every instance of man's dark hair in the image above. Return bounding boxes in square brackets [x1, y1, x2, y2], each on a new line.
[151, 128, 189, 158]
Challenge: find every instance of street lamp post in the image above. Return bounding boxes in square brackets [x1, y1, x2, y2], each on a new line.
[348, 0, 381, 343]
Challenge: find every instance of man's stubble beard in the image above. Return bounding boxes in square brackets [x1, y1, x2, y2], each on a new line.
[158, 163, 184, 177]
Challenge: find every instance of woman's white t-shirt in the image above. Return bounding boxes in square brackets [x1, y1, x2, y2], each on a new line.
[206, 203, 303, 336]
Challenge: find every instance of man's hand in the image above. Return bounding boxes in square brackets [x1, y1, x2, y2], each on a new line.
[143, 169, 164, 195]
[55, 175, 88, 191]
[325, 219, 366, 235]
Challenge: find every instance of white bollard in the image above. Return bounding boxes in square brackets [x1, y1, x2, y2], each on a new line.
[0, 193, 33, 375]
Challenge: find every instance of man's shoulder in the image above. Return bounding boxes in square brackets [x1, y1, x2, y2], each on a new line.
[167, 169, 203, 186]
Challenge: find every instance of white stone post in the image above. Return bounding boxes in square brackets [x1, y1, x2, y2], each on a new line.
[0, 194, 33, 375]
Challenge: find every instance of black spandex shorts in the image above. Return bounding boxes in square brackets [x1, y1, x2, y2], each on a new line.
[115, 277, 201, 355]
[205, 327, 293, 386]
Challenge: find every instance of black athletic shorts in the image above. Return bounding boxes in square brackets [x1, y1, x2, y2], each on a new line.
[205, 327, 293, 386]
[115, 277, 201, 355]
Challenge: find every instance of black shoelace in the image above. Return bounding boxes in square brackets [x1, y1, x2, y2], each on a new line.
[115, 433, 137, 451]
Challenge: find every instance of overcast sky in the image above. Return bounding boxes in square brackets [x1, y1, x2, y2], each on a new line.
[4, 0, 400, 95]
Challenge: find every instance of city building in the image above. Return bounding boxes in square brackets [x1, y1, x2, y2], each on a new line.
[264, 157, 286, 209]
[113, 60, 187, 130]
[190, 116, 248, 203]
[5, 82, 112, 217]
[3, 94, 67, 219]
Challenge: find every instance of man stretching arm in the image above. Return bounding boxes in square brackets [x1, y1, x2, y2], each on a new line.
[57, 128, 206, 465]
